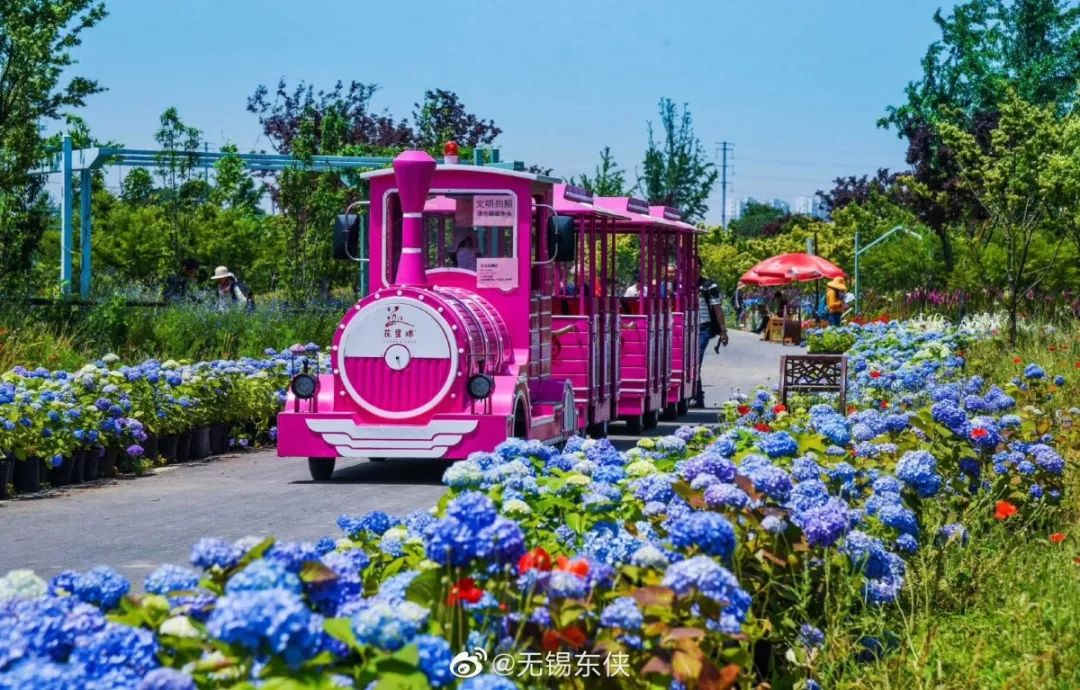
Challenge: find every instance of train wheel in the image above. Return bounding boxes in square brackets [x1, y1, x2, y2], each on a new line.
[586, 421, 608, 438]
[661, 403, 678, 421]
[643, 408, 659, 430]
[624, 415, 644, 434]
[677, 398, 689, 416]
[308, 457, 336, 481]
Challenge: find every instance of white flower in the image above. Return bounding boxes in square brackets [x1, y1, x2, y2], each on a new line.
[0, 569, 47, 601]
[160, 615, 200, 638]
[503, 499, 532, 516]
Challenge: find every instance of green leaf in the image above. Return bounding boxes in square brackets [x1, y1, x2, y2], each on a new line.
[298, 561, 338, 585]
[323, 617, 361, 651]
[405, 568, 442, 607]
[565, 512, 584, 534]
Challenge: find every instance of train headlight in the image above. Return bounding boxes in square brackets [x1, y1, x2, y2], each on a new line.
[467, 374, 494, 400]
[290, 374, 318, 400]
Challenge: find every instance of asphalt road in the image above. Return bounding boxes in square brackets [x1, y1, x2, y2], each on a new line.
[0, 330, 798, 580]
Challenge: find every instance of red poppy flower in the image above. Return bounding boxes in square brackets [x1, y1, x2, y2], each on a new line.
[555, 556, 590, 578]
[754, 422, 772, 432]
[970, 427, 988, 440]
[518, 547, 552, 575]
[994, 500, 1018, 521]
[542, 626, 587, 651]
[880, 400, 890, 410]
[1049, 532, 1066, 544]
[737, 405, 751, 416]
[869, 371, 882, 379]
[447, 577, 484, 606]
[1049, 345, 1057, 353]
[847, 405, 857, 415]
[1074, 556, 1080, 566]
[773, 403, 787, 414]
[1013, 357, 1022, 365]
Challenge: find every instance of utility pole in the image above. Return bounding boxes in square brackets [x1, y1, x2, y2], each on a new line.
[715, 141, 733, 228]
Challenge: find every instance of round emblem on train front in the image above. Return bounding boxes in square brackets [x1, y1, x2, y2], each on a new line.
[337, 297, 458, 419]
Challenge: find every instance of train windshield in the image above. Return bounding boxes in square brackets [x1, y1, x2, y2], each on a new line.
[384, 191, 517, 283]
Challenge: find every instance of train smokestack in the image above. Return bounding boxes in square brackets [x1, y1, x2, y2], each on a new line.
[392, 150, 437, 286]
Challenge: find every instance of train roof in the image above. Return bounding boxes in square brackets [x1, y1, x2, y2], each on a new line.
[592, 196, 704, 233]
[359, 164, 562, 185]
[552, 184, 630, 219]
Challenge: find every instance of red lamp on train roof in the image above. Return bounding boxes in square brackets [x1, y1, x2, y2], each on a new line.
[443, 140, 459, 165]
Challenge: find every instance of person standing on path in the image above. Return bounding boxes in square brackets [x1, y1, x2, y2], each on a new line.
[694, 271, 726, 407]
[825, 277, 847, 327]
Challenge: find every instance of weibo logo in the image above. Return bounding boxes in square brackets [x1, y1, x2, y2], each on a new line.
[383, 305, 416, 341]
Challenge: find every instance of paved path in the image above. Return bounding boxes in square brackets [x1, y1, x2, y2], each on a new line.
[0, 330, 798, 580]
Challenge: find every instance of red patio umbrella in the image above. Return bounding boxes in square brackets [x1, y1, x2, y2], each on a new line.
[749, 252, 845, 283]
[739, 268, 789, 286]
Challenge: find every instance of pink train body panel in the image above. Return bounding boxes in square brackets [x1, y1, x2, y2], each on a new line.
[278, 150, 705, 472]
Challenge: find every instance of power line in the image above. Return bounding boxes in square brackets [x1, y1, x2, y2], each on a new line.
[714, 141, 733, 228]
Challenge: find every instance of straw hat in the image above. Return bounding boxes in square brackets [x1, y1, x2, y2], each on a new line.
[211, 266, 235, 281]
[827, 277, 847, 291]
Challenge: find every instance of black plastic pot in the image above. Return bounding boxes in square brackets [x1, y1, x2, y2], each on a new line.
[85, 447, 102, 481]
[98, 447, 117, 479]
[47, 455, 75, 487]
[209, 423, 228, 455]
[189, 426, 211, 460]
[175, 431, 192, 463]
[0, 459, 13, 499]
[13, 457, 41, 493]
[69, 450, 85, 484]
[143, 435, 159, 462]
[159, 435, 179, 462]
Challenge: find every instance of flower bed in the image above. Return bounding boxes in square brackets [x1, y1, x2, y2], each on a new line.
[0, 322, 1074, 689]
[0, 347, 313, 495]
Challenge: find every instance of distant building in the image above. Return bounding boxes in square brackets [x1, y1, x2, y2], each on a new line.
[770, 198, 790, 213]
[793, 194, 830, 220]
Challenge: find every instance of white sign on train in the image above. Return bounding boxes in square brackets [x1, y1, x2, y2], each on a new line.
[472, 195, 515, 227]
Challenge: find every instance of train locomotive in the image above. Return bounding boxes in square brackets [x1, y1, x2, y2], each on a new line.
[277, 148, 705, 480]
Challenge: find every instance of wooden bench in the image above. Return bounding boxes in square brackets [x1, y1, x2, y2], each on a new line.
[779, 354, 847, 410]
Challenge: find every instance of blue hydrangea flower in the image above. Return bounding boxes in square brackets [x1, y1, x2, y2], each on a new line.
[600, 597, 644, 630]
[703, 482, 750, 509]
[1023, 363, 1045, 379]
[190, 538, 241, 571]
[144, 565, 200, 595]
[799, 624, 825, 648]
[895, 450, 941, 497]
[661, 556, 751, 634]
[793, 497, 851, 547]
[137, 668, 196, 690]
[351, 601, 428, 651]
[226, 559, 301, 595]
[757, 431, 799, 458]
[414, 634, 453, 687]
[207, 589, 325, 666]
[665, 512, 736, 559]
[73, 566, 130, 610]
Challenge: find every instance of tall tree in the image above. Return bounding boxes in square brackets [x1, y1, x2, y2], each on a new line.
[572, 147, 628, 196]
[153, 108, 204, 263]
[247, 79, 412, 156]
[211, 143, 262, 212]
[412, 89, 501, 151]
[940, 93, 1080, 342]
[727, 202, 785, 239]
[0, 0, 106, 293]
[639, 98, 718, 222]
[880, 0, 1080, 270]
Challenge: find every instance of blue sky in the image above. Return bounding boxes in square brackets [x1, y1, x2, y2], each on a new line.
[60, 0, 956, 223]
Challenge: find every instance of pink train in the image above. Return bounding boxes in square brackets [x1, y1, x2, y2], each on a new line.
[277, 149, 705, 480]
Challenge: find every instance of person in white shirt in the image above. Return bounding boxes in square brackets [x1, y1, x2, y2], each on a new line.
[624, 271, 640, 297]
[453, 237, 477, 271]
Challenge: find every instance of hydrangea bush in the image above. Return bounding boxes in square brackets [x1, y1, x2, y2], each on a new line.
[0, 321, 1074, 689]
[0, 347, 319, 479]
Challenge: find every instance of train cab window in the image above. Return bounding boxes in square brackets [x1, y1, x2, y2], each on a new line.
[383, 191, 516, 284]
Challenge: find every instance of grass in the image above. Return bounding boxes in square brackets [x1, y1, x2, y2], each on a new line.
[820, 322, 1080, 690]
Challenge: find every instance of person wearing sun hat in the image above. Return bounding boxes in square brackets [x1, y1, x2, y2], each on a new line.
[825, 276, 847, 327]
[211, 265, 255, 312]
